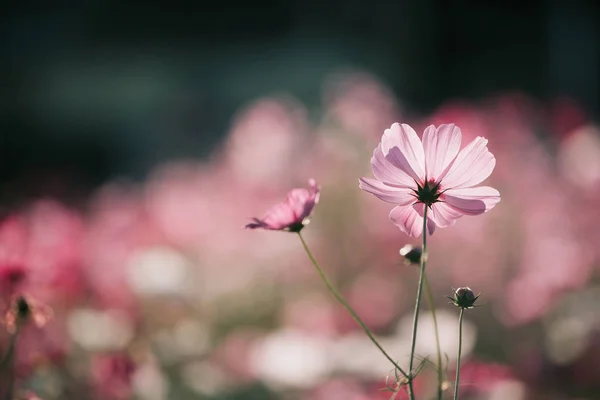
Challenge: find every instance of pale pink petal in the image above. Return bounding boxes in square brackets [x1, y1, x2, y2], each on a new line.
[286, 189, 311, 219]
[422, 124, 462, 181]
[246, 179, 320, 230]
[429, 202, 464, 228]
[261, 203, 297, 228]
[371, 146, 416, 188]
[283, 179, 320, 222]
[380, 123, 426, 183]
[440, 137, 496, 189]
[359, 178, 415, 205]
[389, 203, 435, 237]
[442, 186, 501, 216]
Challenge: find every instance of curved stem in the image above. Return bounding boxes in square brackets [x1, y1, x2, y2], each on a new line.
[297, 232, 408, 379]
[407, 205, 429, 400]
[453, 308, 465, 400]
[424, 273, 443, 400]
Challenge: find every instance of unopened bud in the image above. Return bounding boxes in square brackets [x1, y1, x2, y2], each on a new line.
[399, 245, 422, 265]
[449, 287, 479, 309]
[16, 295, 30, 320]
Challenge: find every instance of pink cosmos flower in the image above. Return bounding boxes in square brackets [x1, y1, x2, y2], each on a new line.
[359, 123, 500, 237]
[245, 179, 320, 232]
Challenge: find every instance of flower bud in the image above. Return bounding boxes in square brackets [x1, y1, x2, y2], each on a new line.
[16, 295, 31, 320]
[449, 287, 479, 309]
[2, 295, 52, 334]
[399, 245, 422, 265]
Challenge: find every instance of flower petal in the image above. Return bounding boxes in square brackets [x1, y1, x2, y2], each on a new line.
[389, 203, 435, 237]
[245, 179, 320, 231]
[285, 180, 320, 221]
[370, 146, 417, 188]
[246, 202, 296, 230]
[381, 123, 426, 183]
[286, 189, 311, 218]
[442, 186, 501, 216]
[429, 202, 464, 228]
[422, 124, 462, 182]
[440, 137, 496, 189]
[359, 178, 415, 205]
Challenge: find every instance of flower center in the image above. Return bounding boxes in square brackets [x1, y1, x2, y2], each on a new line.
[414, 179, 441, 206]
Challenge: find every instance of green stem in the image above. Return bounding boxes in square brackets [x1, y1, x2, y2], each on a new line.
[424, 273, 443, 400]
[1, 327, 19, 400]
[407, 205, 429, 400]
[453, 308, 465, 400]
[0, 328, 18, 370]
[297, 232, 408, 379]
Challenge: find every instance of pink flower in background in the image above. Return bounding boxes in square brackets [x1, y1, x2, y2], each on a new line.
[0, 216, 28, 298]
[91, 353, 136, 400]
[245, 179, 320, 232]
[0, 263, 27, 298]
[359, 123, 500, 237]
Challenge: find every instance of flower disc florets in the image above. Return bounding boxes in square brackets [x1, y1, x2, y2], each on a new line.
[414, 179, 442, 206]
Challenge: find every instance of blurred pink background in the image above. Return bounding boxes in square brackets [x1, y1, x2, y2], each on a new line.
[2, 68, 600, 399]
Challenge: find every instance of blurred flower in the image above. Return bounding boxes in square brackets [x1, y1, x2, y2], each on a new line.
[91, 353, 136, 400]
[211, 329, 261, 383]
[13, 391, 43, 400]
[67, 308, 134, 351]
[0, 216, 29, 299]
[457, 360, 517, 397]
[558, 124, 600, 189]
[0, 202, 86, 308]
[342, 271, 401, 331]
[323, 71, 402, 140]
[131, 359, 169, 400]
[282, 293, 338, 337]
[245, 179, 320, 232]
[399, 244, 422, 265]
[359, 123, 500, 236]
[84, 183, 155, 313]
[249, 329, 332, 388]
[127, 246, 190, 296]
[547, 97, 587, 140]
[0, 263, 27, 298]
[21, 201, 86, 304]
[330, 332, 410, 379]
[9, 314, 68, 377]
[180, 360, 229, 396]
[221, 97, 308, 188]
[396, 310, 477, 364]
[2, 295, 52, 334]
